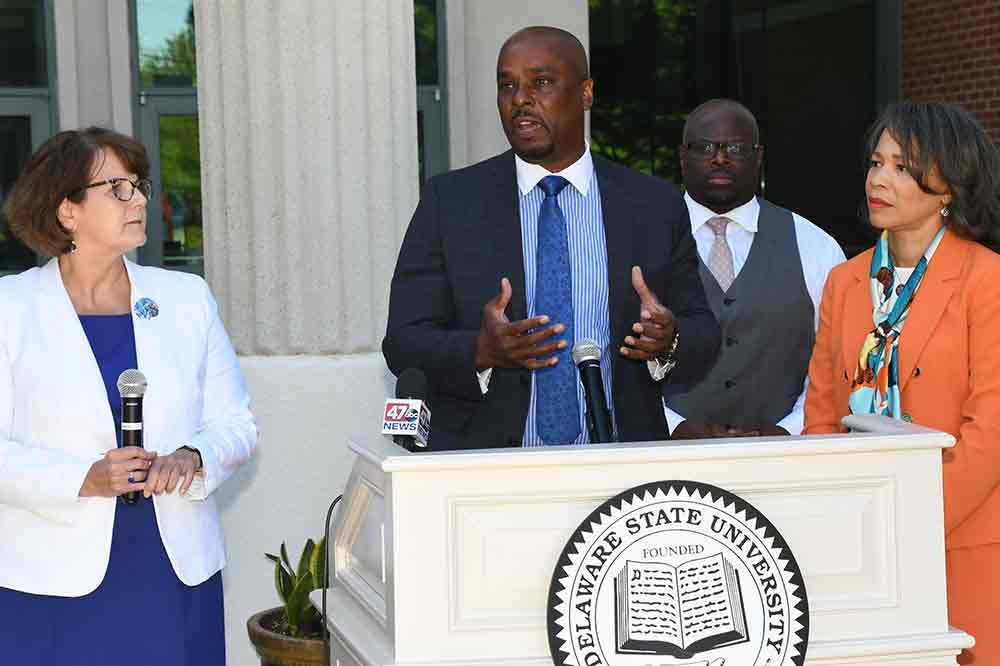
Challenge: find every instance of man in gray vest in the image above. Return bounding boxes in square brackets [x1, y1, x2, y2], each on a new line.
[666, 99, 845, 438]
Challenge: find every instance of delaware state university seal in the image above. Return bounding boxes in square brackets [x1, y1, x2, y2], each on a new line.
[548, 481, 808, 666]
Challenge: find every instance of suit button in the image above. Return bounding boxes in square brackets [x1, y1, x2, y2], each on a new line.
[902, 413, 913, 423]
[725, 337, 737, 347]
[913, 367, 921, 377]
[724, 379, 736, 389]
[723, 297, 736, 306]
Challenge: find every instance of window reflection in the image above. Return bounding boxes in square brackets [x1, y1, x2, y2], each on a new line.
[589, 0, 696, 182]
[159, 115, 203, 275]
[0, 116, 36, 273]
[0, 0, 47, 87]
[137, 0, 196, 88]
[414, 0, 438, 86]
[589, 0, 878, 255]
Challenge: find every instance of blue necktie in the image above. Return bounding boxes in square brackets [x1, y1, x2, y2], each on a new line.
[534, 175, 580, 444]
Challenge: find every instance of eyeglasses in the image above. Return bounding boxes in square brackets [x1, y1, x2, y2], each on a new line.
[685, 141, 760, 160]
[71, 177, 153, 202]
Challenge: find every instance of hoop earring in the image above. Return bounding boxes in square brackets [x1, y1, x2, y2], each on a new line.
[941, 206, 950, 218]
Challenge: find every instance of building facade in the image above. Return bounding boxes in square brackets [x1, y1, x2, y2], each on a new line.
[1, 2, 998, 664]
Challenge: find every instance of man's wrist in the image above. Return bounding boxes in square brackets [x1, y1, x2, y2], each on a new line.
[656, 326, 680, 367]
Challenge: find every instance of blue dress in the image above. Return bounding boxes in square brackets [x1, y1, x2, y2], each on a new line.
[0, 314, 225, 665]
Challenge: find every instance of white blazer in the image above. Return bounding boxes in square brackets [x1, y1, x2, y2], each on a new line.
[0, 258, 257, 596]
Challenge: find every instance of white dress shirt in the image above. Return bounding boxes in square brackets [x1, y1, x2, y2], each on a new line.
[664, 194, 846, 434]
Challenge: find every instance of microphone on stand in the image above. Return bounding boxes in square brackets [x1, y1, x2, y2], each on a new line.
[117, 369, 148, 506]
[572, 340, 614, 444]
[382, 368, 432, 451]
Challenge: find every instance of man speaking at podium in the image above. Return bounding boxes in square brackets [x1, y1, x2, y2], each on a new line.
[383, 26, 719, 451]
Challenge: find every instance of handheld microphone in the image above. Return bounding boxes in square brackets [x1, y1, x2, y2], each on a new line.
[382, 368, 431, 451]
[117, 369, 148, 506]
[572, 340, 614, 444]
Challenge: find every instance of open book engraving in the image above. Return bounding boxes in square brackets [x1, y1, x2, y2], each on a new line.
[614, 554, 749, 658]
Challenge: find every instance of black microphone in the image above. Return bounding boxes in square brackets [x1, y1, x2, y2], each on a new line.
[116, 369, 148, 506]
[572, 340, 614, 444]
[382, 368, 431, 451]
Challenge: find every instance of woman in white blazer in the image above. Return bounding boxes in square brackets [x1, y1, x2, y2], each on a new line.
[0, 127, 256, 665]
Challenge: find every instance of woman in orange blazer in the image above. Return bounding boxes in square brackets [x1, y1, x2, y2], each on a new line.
[805, 102, 1000, 665]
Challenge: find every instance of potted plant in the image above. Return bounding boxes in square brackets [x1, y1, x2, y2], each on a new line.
[247, 536, 328, 665]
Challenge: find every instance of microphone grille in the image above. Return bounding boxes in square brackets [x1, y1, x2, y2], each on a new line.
[396, 367, 428, 400]
[572, 339, 602, 365]
[117, 369, 148, 398]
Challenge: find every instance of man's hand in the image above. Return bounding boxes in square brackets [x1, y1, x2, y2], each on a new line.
[620, 266, 676, 361]
[474, 278, 567, 371]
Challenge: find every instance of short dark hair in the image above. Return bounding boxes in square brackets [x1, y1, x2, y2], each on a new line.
[862, 102, 1000, 251]
[682, 99, 760, 144]
[1, 127, 150, 257]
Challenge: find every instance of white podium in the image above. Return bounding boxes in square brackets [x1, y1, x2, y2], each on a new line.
[313, 415, 973, 666]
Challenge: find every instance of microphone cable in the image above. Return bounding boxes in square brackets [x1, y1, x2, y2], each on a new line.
[321, 493, 343, 666]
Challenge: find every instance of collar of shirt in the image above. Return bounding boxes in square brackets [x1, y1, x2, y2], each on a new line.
[684, 192, 760, 234]
[514, 143, 593, 197]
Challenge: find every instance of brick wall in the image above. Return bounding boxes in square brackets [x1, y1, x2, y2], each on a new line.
[902, 0, 1000, 143]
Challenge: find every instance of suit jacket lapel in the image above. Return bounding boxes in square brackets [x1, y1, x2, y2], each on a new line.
[897, 229, 966, 392]
[487, 151, 528, 322]
[593, 156, 633, 346]
[38, 259, 116, 446]
[842, 261, 872, 381]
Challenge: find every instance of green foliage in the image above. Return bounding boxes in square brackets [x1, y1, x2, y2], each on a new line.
[265, 536, 327, 638]
[588, 0, 697, 181]
[139, 4, 196, 87]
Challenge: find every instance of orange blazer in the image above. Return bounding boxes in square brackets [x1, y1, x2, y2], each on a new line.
[804, 228, 1000, 550]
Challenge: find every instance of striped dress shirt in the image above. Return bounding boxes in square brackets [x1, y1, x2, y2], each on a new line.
[514, 150, 614, 446]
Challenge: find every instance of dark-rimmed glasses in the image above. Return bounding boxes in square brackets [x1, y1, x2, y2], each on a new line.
[685, 141, 760, 161]
[70, 177, 153, 202]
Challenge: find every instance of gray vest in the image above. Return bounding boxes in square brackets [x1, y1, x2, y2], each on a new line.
[667, 199, 814, 426]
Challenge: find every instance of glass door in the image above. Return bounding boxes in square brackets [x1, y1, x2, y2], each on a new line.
[0, 0, 54, 274]
[0, 97, 51, 274]
[138, 96, 202, 274]
[133, 0, 201, 274]
[415, 0, 448, 182]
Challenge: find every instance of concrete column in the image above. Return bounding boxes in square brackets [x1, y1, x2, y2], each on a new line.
[195, 0, 419, 355]
[53, 0, 133, 133]
[193, 2, 418, 664]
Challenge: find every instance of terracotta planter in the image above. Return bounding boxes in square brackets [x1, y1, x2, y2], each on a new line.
[247, 607, 326, 666]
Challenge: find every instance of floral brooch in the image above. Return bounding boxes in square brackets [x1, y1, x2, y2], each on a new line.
[134, 297, 159, 319]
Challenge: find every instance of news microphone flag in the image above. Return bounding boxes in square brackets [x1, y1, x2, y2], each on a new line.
[382, 398, 431, 448]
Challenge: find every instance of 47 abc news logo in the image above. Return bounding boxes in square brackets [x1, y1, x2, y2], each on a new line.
[382, 398, 431, 447]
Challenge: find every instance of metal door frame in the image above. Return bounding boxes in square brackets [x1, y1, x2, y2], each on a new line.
[136, 91, 198, 269]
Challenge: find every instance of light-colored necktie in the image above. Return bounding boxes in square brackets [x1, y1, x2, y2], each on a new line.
[706, 216, 735, 292]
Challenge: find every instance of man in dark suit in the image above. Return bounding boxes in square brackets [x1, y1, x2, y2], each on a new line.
[383, 26, 719, 450]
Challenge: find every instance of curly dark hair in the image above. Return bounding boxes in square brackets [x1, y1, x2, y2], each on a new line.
[1, 127, 150, 257]
[861, 102, 1000, 252]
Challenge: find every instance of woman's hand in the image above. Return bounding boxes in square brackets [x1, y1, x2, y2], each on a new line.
[143, 449, 201, 497]
[79, 447, 157, 498]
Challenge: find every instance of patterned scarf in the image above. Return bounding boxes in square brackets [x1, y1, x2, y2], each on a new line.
[849, 227, 946, 418]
